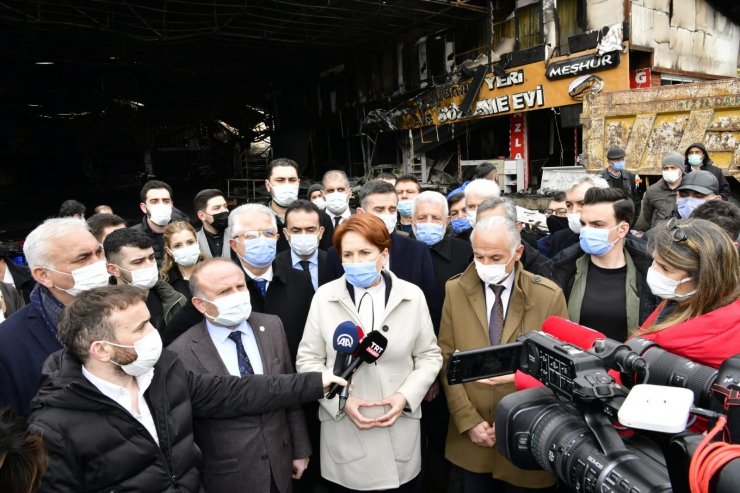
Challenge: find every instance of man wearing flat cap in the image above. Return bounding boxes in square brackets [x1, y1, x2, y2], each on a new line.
[598, 147, 640, 217]
[635, 152, 685, 230]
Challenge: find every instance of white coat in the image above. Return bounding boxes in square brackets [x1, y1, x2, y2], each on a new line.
[296, 271, 442, 490]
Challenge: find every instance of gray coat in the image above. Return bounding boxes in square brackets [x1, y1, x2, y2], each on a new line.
[196, 226, 233, 259]
[168, 313, 311, 493]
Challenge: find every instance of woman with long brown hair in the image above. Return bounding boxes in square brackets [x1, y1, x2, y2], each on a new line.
[637, 217, 740, 367]
[160, 221, 204, 299]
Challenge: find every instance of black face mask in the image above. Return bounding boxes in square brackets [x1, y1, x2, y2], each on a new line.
[546, 215, 569, 234]
[210, 211, 230, 232]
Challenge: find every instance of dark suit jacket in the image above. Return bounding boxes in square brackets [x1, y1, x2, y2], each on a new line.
[0, 303, 63, 416]
[238, 259, 314, 363]
[274, 249, 328, 291]
[548, 228, 579, 258]
[168, 315, 311, 493]
[325, 232, 442, 330]
[429, 237, 472, 309]
[3, 257, 34, 303]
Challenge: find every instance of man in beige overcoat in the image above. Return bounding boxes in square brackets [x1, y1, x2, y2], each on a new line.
[439, 216, 568, 493]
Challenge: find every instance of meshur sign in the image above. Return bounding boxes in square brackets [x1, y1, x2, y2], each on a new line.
[393, 46, 630, 130]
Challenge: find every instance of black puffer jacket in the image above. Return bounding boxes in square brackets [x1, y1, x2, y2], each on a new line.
[28, 349, 323, 493]
[551, 235, 658, 325]
[684, 142, 731, 200]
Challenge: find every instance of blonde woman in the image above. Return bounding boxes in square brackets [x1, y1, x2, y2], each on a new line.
[161, 221, 204, 298]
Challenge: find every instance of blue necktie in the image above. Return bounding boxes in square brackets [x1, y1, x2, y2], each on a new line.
[227, 331, 254, 377]
[253, 278, 268, 299]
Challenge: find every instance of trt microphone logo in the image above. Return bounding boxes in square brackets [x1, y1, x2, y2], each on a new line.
[367, 341, 384, 358]
[337, 334, 354, 348]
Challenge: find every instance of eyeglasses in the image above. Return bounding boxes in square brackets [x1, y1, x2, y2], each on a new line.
[234, 228, 278, 241]
[546, 208, 567, 217]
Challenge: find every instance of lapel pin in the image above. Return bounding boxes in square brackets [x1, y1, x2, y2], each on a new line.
[259, 326, 265, 332]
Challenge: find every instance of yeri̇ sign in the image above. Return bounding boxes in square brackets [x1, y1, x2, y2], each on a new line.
[394, 47, 630, 130]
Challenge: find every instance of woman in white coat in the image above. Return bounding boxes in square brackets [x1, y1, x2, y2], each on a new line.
[296, 213, 442, 492]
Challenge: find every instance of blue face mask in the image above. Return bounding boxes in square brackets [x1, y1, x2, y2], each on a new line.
[687, 154, 703, 166]
[677, 196, 705, 219]
[397, 200, 413, 217]
[241, 237, 277, 268]
[451, 217, 471, 233]
[579, 224, 623, 257]
[343, 259, 381, 288]
[414, 222, 445, 246]
[612, 161, 625, 171]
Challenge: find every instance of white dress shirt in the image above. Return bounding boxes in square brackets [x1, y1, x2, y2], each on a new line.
[81, 365, 159, 444]
[326, 207, 351, 226]
[205, 319, 264, 376]
[242, 264, 274, 291]
[3, 266, 14, 286]
[291, 249, 319, 291]
[353, 276, 386, 333]
[483, 267, 516, 325]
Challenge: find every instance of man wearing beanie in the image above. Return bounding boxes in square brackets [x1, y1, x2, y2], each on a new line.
[635, 152, 684, 230]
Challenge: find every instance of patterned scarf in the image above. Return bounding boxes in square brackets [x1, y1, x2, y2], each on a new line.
[30, 284, 65, 340]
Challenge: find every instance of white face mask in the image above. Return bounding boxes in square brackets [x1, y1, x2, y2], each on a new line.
[325, 192, 349, 214]
[467, 211, 477, 228]
[376, 213, 397, 234]
[170, 244, 201, 267]
[119, 265, 159, 290]
[48, 260, 110, 296]
[148, 204, 172, 226]
[312, 198, 327, 211]
[107, 330, 163, 377]
[271, 184, 299, 207]
[474, 251, 516, 285]
[202, 291, 252, 327]
[567, 212, 582, 234]
[646, 266, 696, 301]
[290, 233, 319, 257]
[662, 169, 681, 184]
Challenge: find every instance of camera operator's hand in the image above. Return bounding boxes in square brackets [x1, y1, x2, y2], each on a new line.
[467, 421, 495, 448]
[475, 374, 515, 386]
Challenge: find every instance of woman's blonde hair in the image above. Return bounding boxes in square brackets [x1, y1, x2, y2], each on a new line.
[160, 221, 202, 281]
[641, 218, 740, 334]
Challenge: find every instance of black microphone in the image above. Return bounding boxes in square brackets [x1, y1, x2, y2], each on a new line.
[326, 331, 388, 399]
[338, 326, 366, 412]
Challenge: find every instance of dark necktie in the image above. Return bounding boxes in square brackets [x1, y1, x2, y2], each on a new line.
[488, 284, 505, 346]
[227, 331, 254, 376]
[334, 216, 341, 227]
[253, 278, 268, 299]
[299, 260, 310, 273]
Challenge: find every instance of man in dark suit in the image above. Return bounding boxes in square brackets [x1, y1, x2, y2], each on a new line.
[229, 203, 315, 362]
[321, 169, 354, 239]
[168, 259, 311, 493]
[275, 200, 329, 291]
[0, 217, 109, 416]
[324, 180, 442, 329]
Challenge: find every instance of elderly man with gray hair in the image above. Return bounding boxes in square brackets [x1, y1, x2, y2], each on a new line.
[463, 179, 501, 228]
[0, 217, 109, 416]
[548, 175, 609, 258]
[476, 197, 555, 280]
[439, 216, 567, 493]
[228, 203, 314, 361]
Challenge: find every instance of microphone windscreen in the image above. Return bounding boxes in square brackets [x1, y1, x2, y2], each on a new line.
[357, 331, 388, 363]
[541, 316, 606, 350]
[333, 321, 360, 354]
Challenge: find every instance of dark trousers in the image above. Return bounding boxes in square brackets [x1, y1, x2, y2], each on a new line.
[327, 475, 420, 493]
[459, 468, 557, 493]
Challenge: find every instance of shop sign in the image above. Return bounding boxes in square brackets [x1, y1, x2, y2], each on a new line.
[630, 68, 651, 89]
[545, 51, 621, 81]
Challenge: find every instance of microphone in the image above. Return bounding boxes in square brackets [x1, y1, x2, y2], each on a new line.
[326, 331, 388, 399]
[338, 326, 366, 412]
[332, 321, 361, 376]
[541, 316, 606, 350]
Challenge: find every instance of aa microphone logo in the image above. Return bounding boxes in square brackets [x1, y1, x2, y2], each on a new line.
[337, 334, 354, 348]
